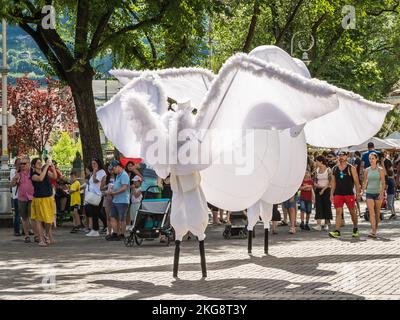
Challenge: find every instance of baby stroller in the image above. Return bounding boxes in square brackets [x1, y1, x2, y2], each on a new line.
[223, 211, 248, 239]
[124, 186, 175, 247]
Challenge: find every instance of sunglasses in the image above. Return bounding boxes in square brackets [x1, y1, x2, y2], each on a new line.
[20, 162, 28, 165]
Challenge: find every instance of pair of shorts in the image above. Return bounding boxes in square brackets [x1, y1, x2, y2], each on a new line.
[366, 193, 380, 201]
[283, 198, 297, 209]
[299, 200, 312, 214]
[333, 195, 355, 209]
[110, 203, 129, 221]
[70, 205, 80, 211]
[18, 200, 32, 219]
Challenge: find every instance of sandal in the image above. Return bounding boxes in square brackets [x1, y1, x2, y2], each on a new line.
[24, 236, 31, 243]
[34, 236, 40, 243]
[38, 241, 48, 247]
[289, 227, 296, 234]
[368, 233, 377, 238]
[279, 221, 288, 226]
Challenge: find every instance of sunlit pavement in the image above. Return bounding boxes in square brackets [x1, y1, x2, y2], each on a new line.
[1, 202, 400, 300]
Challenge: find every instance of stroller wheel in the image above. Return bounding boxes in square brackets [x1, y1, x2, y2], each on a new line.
[239, 230, 246, 239]
[124, 234, 134, 247]
[135, 235, 144, 246]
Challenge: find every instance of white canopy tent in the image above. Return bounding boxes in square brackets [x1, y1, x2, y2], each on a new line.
[385, 131, 400, 140]
[348, 136, 400, 151]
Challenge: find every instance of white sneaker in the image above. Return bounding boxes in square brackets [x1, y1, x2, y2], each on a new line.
[313, 225, 322, 231]
[324, 225, 329, 231]
[86, 230, 100, 237]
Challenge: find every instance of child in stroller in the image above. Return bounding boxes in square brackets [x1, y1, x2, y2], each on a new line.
[223, 210, 248, 239]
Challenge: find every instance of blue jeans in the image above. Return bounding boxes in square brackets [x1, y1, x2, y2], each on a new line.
[12, 198, 20, 234]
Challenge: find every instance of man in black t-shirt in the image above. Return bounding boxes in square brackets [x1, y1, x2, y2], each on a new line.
[329, 151, 361, 239]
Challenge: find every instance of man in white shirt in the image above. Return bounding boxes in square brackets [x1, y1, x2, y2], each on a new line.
[10, 158, 21, 236]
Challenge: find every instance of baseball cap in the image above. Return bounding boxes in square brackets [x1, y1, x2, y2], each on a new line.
[338, 151, 348, 156]
[132, 175, 142, 182]
[110, 160, 122, 169]
[367, 142, 374, 148]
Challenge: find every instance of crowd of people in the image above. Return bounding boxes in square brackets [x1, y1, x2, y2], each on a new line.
[9, 156, 172, 246]
[8, 142, 400, 246]
[268, 142, 399, 239]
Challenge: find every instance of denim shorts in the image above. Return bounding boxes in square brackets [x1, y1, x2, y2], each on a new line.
[110, 203, 129, 221]
[299, 200, 312, 214]
[366, 193, 380, 201]
[283, 198, 297, 209]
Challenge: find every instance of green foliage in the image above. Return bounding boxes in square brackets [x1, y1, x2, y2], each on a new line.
[50, 132, 82, 168]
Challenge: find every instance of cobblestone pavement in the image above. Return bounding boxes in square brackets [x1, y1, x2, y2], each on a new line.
[1, 203, 400, 300]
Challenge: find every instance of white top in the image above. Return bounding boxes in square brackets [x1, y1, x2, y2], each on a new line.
[86, 169, 106, 196]
[316, 167, 330, 188]
[10, 169, 18, 200]
[131, 186, 142, 203]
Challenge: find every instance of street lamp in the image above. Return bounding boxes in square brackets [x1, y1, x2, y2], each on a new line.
[0, 18, 12, 218]
[291, 31, 314, 65]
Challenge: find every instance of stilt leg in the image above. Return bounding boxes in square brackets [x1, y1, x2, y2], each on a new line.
[248, 230, 253, 254]
[264, 228, 269, 255]
[253, 227, 255, 238]
[199, 240, 207, 278]
[173, 240, 181, 278]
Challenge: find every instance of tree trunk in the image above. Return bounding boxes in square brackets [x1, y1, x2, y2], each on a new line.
[69, 72, 103, 169]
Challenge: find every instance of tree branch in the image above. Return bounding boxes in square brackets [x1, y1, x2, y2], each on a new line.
[97, 0, 171, 52]
[38, 26, 74, 70]
[19, 23, 68, 81]
[74, 0, 90, 59]
[87, 7, 114, 60]
[275, 0, 305, 46]
[243, 0, 261, 53]
[366, 1, 399, 16]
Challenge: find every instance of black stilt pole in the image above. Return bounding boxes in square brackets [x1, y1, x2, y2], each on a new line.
[248, 230, 253, 254]
[264, 228, 269, 255]
[253, 227, 256, 238]
[199, 240, 207, 278]
[173, 240, 181, 278]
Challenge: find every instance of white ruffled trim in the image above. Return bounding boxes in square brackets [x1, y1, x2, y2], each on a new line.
[120, 91, 168, 139]
[97, 74, 168, 115]
[195, 53, 338, 127]
[326, 83, 393, 111]
[110, 67, 215, 83]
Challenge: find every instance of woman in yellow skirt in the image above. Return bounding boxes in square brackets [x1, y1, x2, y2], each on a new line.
[30, 158, 57, 246]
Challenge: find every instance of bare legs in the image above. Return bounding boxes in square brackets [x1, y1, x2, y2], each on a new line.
[367, 198, 382, 236]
